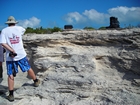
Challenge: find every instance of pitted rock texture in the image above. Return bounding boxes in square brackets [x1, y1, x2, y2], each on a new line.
[0, 28, 140, 105]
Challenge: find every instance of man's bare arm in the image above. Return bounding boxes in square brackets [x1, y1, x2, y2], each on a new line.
[1, 43, 15, 53]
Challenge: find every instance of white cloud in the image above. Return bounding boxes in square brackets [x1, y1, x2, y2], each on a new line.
[18, 17, 41, 28]
[64, 9, 110, 28]
[108, 6, 140, 23]
[64, 6, 140, 28]
[83, 9, 109, 24]
[64, 12, 86, 24]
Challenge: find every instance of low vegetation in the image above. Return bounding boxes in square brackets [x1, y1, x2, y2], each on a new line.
[25, 26, 62, 34]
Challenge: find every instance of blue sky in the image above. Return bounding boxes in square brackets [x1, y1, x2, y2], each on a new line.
[0, 0, 140, 30]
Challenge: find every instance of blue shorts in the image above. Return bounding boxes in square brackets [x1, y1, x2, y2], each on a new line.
[6, 57, 31, 76]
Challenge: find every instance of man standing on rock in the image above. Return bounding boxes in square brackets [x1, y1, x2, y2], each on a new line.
[0, 16, 40, 102]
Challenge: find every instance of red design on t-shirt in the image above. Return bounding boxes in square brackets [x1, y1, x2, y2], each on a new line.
[9, 34, 20, 44]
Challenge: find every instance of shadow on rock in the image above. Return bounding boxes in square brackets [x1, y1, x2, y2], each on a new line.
[0, 78, 3, 83]
[108, 56, 140, 81]
[22, 82, 34, 87]
[0, 85, 8, 97]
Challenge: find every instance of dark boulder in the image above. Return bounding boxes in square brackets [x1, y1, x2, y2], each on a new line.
[106, 17, 120, 29]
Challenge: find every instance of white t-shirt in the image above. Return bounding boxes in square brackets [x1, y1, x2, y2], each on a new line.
[0, 26, 26, 61]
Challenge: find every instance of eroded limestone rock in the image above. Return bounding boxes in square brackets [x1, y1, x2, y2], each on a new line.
[0, 28, 140, 105]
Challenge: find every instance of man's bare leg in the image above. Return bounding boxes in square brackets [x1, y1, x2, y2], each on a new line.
[28, 68, 36, 80]
[28, 68, 40, 87]
[8, 75, 14, 90]
[7, 75, 15, 101]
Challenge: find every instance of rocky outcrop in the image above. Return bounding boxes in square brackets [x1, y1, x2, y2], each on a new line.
[0, 28, 140, 105]
[106, 17, 120, 28]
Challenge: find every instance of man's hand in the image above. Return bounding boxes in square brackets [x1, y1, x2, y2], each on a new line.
[9, 52, 17, 58]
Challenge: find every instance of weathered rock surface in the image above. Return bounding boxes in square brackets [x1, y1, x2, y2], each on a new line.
[0, 28, 140, 105]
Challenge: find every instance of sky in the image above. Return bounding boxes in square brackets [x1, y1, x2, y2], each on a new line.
[0, 0, 140, 30]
